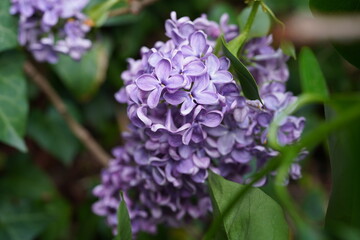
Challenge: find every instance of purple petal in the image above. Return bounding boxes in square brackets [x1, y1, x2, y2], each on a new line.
[177, 159, 198, 175]
[194, 91, 218, 105]
[136, 106, 152, 126]
[189, 31, 207, 57]
[184, 60, 206, 76]
[134, 148, 149, 165]
[180, 98, 196, 116]
[218, 133, 235, 155]
[164, 74, 186, 90]
[152, 167, 166, 185]
[147, 87, 163, 108]
[193, 154, 210, 169]
[182, 127, 193, 145]
[155, 59, 171, 82]
[201, 111, 223, 127]
[164, 90, 188, 105]
[211, 71, 233, 84]
[206, 54, 220, 75]
[231, 150, 252, 163]
[136, 74, 159, 91]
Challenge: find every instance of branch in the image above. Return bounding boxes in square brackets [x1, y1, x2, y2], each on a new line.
[108, 0, 157, 17]
[24, 61, 111, 167]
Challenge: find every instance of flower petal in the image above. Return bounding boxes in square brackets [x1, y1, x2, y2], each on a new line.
[147, 87, 163, 108]
[184, 60, 206, 76]
[164, 90, 188, 105]
[180, 97, 196, 116]
[211, 71, 233, 84]
[164, 74, 186, 90]
[201, 111, 223, 127]
[155, 59, 171, 82]
[136, 74, 159, 91]
[218, 133, 235, 155]
[206, 54, 220, 75]
[189, 31, 207, 57]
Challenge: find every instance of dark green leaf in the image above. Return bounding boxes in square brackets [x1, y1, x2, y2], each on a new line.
[116, 193, 132, 240]
[309, 0, 360, 69]
[325, 101, 360, 237]
[221, 36, 262, 102]
[27, 107, 80, 165]
[0, 200, 49, 240]
[299, 47, 329, 99]
[208, 172, 289, 240]
[0, 1, 18, 52]
[238, 6, 271, 38]
[0, 155, 71, 240]
[280, 41, 296, 59]
[53, 38, 112, 101]
[0, 51, 28, 152]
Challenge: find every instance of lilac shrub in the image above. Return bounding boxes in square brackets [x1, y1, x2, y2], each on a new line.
[10, 0, 92, 63]
[93, 12, 305, 235]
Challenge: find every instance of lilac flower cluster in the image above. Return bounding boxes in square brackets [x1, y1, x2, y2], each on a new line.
[10, 0, 92, 63]
[93, 12, 305, 235]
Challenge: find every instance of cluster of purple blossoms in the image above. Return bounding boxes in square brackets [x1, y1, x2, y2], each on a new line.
[10, 0, 92, 63]
[93, 12, 305, 235]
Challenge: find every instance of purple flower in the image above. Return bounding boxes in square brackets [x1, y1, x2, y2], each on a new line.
[10, 0, 92, 63]
[136, 59, 186, 108]
[94, 11, 306, 237]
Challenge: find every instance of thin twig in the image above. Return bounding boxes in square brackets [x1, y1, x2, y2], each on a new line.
[24, 61, 110, 167]
[108, 0, 157, 17]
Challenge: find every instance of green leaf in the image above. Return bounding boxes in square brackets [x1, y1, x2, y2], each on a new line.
[0, 200, 49, 240]
[280, 41, 296, 59]
[86, 0, 123, 26]
[238, 6, 271, 38]
[53, 37, 112, 101]
[221, 36, 262, 102]
[299, 47, 329, 99]
[116, 193, 132, 240]
[0, 51, 28, 152]
[309, 0, 360, 69]
[0, 1, 18, 52]
[208, 172, 289, 240]
[324, 100, 360, 237]
[27, 107, 80, 165]
[0, 155, 71, 240]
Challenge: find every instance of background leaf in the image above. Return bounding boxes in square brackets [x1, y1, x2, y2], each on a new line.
[325, 100, 360, 238]
[299, 47, 329, 98]
[221, 37, 262, 102]
[208, 172, 289, 240]
[238, 6, 271, 38]
[0, 51, 28, 151]
[53, 37, 113, 101]
[0, 155, 71, 240]
[0, 0, 18, 52]
[116, 193, 132, 240]
[27, 107, 81, 165]
[309, 0, 360, 69]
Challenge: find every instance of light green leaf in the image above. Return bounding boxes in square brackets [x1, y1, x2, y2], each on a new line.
[221, 36, 262, 102]
[86, 0, 123, 26]
[0, 51, 28, 152]
[299, 47, 329, 99]
[116, 193, 132, 240]
[53, 37, 112, 101]
[208, 172, 289, 240]
[280, 41, 296, 59]
[27, 107, 80, 165]
[238, 6, 271, 38]
[0, 1, 18, 52]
